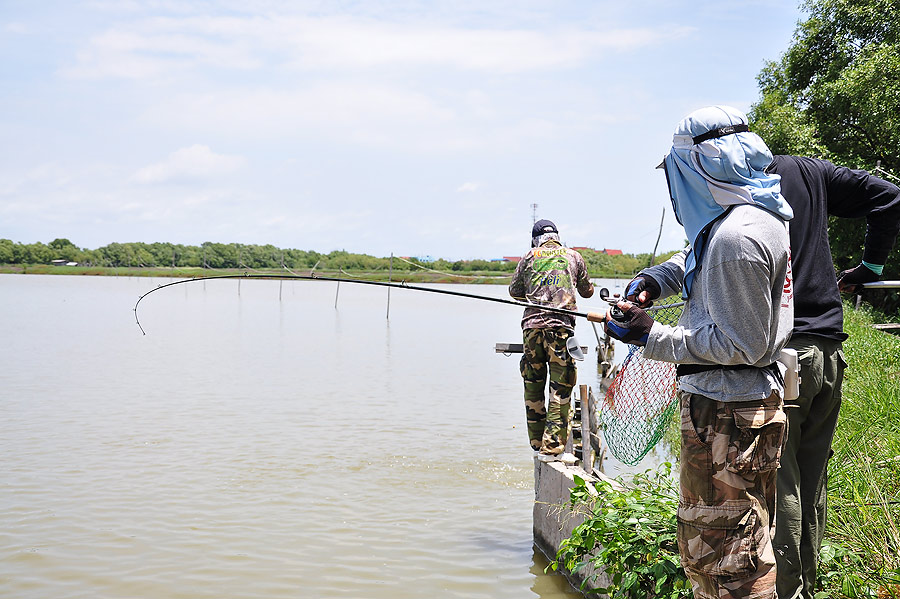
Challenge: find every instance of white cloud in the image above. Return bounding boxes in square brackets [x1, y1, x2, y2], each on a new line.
[137, 83, 587, 153]
[61, 14, 694, 80]
[456, 182, 481, 193]
[0, 163, 72, 196]
[5, 22, 30, 34]
[133, 144, 244, 184]
[282, 20, 688, 72]
[140, 84, 462, 150]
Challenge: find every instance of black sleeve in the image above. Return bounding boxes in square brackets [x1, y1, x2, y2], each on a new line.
[825, 162, 900, 265]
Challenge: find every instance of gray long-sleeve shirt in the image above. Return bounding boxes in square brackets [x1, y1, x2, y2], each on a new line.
[642, 204, 794, 402]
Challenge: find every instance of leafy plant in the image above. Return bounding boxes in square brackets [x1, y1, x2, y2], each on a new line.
[815, 540, 882, 599]
[551, 463, 692, 598]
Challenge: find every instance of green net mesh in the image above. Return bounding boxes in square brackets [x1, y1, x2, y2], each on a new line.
[600, 301, 683, 465]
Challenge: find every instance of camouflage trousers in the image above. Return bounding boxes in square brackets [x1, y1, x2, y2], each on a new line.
[678, 391, 786, 599]
[519, 327, 576, 454]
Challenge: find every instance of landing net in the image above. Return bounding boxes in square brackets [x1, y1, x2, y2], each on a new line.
[600, 301, 683, 465]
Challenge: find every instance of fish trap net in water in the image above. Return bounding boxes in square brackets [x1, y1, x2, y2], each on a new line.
[600, 301, 683, 465]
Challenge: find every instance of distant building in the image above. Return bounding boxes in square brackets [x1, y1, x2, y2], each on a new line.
[602, 249, 623, 256]
[51, 259, 79, 266]
[502, 256, 522, 263]
[571, 246, 595, 252]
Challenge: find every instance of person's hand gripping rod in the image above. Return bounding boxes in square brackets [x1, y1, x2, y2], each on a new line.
[587, 287, 655, 346]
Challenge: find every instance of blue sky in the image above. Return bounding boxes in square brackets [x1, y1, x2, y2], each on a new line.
[1, 0, 803, 260]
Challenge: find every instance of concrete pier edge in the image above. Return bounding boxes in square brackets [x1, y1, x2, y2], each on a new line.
[532, 459, 615, 595]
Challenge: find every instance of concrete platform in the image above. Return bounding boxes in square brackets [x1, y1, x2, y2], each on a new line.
[533, 458, 613, 595]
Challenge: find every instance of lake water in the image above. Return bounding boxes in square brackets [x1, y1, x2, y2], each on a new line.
[0, 273, 665, 599]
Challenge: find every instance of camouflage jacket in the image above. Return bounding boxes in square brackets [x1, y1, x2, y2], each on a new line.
[508, 241, 593, 330]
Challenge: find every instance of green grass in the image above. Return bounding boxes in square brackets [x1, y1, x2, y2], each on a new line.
[822, 304, 900, 597]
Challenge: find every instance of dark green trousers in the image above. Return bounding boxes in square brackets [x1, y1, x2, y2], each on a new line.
[774, 334, 846, 599]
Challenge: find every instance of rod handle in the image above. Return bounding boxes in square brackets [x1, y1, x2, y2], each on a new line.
[586, 311, 607, 323]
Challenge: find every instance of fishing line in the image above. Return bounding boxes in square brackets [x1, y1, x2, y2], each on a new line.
[392, 255, 507, 280]
[338, 268, 368, 278]
[132, 272, 604, 335]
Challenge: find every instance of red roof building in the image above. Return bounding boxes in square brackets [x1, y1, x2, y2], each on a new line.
[602, 248, 623, 256]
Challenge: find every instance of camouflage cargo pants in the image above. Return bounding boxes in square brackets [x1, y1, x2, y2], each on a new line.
[519, 327, 576, 454]
[678, 391, 786, 599]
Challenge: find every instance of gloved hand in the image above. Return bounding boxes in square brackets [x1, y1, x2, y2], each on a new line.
[837, 263, 881, 293]
[604, 301, 654, 346]
[624, 274, 661, 308]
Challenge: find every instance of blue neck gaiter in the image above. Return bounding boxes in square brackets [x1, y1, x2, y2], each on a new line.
[664, 105, 793, 297]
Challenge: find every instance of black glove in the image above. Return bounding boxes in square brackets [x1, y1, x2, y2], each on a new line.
[604, 302, 654, 346]
[624, 275, 661, 308]
[837, 263, 881, 293]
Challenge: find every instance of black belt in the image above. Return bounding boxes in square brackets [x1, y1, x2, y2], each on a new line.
[676, 363, 771, 377]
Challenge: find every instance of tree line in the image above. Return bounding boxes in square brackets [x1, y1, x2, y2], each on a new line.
[0, 237, 676, 279]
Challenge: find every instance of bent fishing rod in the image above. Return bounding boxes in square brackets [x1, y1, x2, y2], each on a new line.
[134, 274, 898, 335]
[132, 273, 609, 335]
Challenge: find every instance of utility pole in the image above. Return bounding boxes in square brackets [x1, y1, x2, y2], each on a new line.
[649, 208, 665, 267]
[530, 203, 538, 223]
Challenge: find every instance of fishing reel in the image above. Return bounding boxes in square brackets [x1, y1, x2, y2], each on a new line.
[598, 287, 633, 326]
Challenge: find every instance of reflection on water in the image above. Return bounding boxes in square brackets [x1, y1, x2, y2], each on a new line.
[1, 274, 634, 599]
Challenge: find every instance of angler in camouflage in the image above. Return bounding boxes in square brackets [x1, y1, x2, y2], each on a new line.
[509, 219, 594, 461]
[609, 106, 793, 599]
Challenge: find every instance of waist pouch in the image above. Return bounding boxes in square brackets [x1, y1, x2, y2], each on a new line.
[675, 350, 799, 402]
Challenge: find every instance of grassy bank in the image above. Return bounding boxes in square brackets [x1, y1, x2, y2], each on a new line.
[0, 264, 513, 285]
[823, 304, 900, 596]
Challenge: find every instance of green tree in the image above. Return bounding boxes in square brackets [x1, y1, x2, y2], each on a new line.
[48, 238, 79, 261]
[19, 242, 52, 264]
[0, 239, 15, 264]
[750, 0, 900, 314]
[752, 0, 900, 169]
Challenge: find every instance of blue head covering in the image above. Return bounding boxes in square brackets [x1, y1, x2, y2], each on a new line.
[663, 105, 793, 297]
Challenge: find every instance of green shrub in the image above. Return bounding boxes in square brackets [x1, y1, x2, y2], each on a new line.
[551, 463, 692, 598]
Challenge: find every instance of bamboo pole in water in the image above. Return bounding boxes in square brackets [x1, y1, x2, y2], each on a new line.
[386, 253, 393, 320]
[580, 384, 591, 469]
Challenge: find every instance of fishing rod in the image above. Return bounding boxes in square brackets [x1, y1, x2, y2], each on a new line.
[132, 273, 608, 335]
[133, 274, 898, 335]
